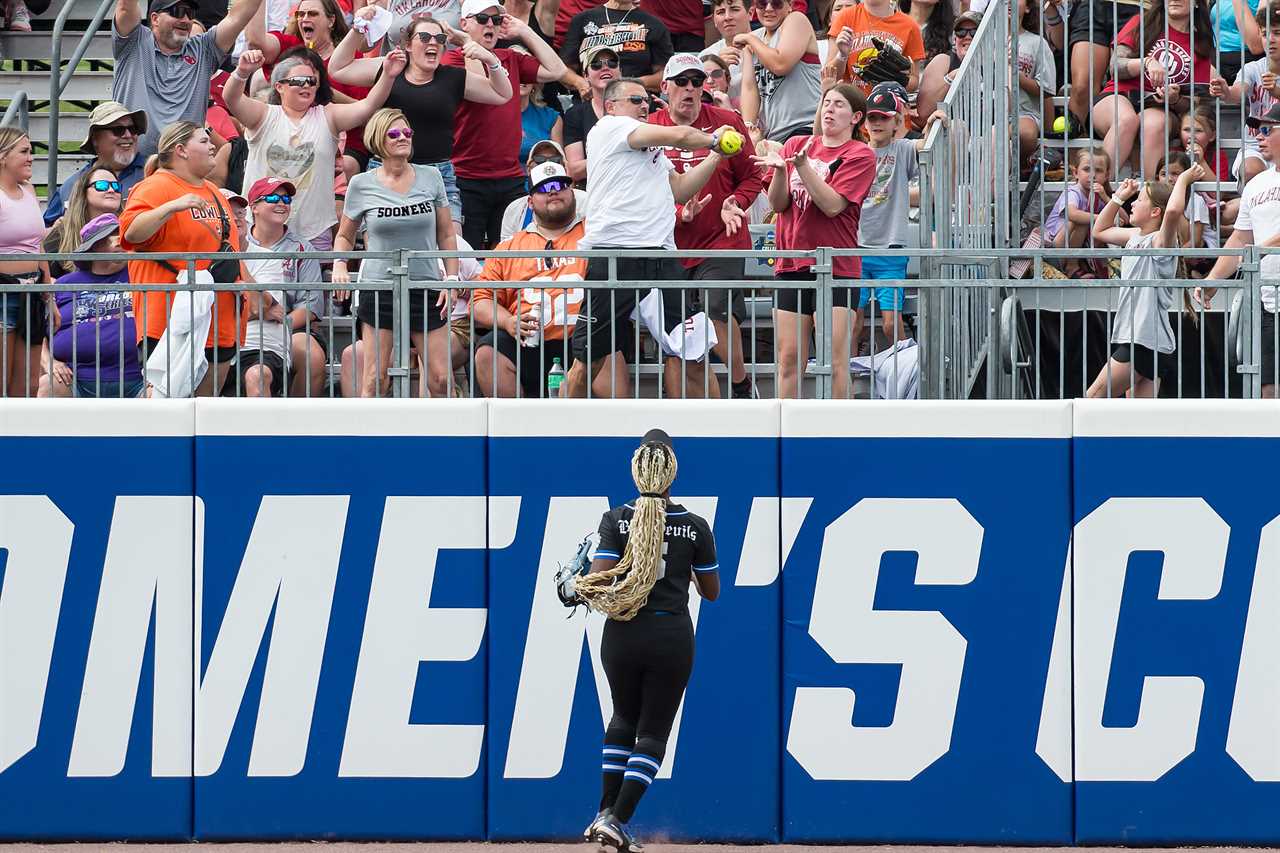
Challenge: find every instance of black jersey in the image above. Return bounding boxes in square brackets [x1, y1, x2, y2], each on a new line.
[595, 502, 718, 616]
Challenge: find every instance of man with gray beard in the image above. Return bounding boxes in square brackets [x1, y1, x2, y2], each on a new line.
[44, 102, 149, 226]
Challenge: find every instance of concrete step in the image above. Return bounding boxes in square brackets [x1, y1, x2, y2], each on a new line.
[33, 152, 93, 186]
[43, 0, 112, 21]
[25, 112, 91, 143]
[0, 70, 114, 102]
[0, 30, 111, 61]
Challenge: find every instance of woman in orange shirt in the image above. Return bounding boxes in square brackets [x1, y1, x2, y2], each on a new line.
[120, 121, 247, 396]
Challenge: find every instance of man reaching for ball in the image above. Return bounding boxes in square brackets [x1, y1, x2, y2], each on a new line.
[649, 54, 764, 399]
[564, 74, 747, 399]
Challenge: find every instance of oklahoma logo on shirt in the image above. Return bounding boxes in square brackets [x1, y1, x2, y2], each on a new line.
[1148, 39, 1192, 85]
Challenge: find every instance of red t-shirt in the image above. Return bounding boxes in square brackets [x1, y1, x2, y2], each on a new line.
[554, 0, 596, 47]
[642, 0, 704, 38]
[773, 134, 876, 280]
[1101, 16, 1215, 96]
[650, 105, 764, 265]
[442, 46, 542, 179]
[266, 31, 375, 154]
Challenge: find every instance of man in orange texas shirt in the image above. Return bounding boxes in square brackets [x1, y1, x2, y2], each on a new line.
[472, 162, 628, 398]
[826, 0, 925, 93]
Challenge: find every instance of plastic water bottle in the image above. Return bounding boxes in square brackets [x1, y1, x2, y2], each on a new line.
[547, 357, 564, 398]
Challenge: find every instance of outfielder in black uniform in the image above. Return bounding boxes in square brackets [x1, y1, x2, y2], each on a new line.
[575, 428, 720, 852]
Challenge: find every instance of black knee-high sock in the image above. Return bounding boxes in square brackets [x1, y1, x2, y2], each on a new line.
[600, 723, 636, 812]
[610, 735, 665, 823]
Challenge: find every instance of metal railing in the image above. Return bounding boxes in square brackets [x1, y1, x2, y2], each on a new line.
[47, 0, 116, 195]
[3, 246, 1277, 401]
[917, 0, 1015, 402]
[0, 92, 29, 131]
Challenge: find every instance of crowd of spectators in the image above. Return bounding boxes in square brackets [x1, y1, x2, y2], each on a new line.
[16, 0, 1276, 400]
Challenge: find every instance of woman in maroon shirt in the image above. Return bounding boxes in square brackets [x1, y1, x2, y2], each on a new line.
[753, 83, 875, 399]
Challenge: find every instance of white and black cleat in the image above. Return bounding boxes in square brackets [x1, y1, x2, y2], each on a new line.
[584, 809, 611, 841]
[593, 814, 643, 853]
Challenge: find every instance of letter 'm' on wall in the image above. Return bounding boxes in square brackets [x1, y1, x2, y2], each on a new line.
[0, 496, 74, 774]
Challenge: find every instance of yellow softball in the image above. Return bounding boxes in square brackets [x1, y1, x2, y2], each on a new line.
[717, 129, 744, 156]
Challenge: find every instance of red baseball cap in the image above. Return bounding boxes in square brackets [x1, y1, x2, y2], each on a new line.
[247, 177, 298, 203]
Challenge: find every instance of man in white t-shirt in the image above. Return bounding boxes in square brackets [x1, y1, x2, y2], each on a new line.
[566, 76, 742, 397]
[1203, 103, 1280, 397]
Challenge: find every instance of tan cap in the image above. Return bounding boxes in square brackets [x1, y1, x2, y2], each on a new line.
[81, 102, 148, 154]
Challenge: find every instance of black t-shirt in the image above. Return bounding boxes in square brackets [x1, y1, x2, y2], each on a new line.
[561, 6, 674, 78]
[384, 66, 468, 164]
[562, 99, 601, 150]
[596, 501, 718, 616]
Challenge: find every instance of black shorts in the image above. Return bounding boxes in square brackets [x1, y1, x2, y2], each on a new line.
[773, 269, 852, 314]
[1111, 341, 1172, 382]
[1068, 0, 1140, 49]
[477, 328, 571, 397]
[1263, 311, 1280, 388]
[570, 252, 685, 365]
[355, 286, 447, 333]
[139, 337, 239, 368]
[685, 256, 746, 323]
[230, 350, 287, 397]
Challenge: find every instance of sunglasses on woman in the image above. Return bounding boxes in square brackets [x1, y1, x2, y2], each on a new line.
[387, 127, 415, 139]
[705, 67, 725, 79]
[470, 11, 501, 24]
[589, 57, 620, 71]
[281, 75, 319, 87]
[89, 179, 122, 192]
[530, 152, 564, 166]
[414, 30, 448, 44]
[255, 193, 293, 204]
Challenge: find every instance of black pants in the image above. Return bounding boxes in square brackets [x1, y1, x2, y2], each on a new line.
[457, 175, 528, 249]
[599, 612, 694, 823]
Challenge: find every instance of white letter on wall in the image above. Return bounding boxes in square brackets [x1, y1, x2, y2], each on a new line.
[1074, 497, 1226, 782]
[787, 498, 981, 781]
[339, 496, 489, 778]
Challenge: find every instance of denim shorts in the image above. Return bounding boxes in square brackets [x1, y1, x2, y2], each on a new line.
[366, 157, 464, 224]
[74, 376, 147, 398]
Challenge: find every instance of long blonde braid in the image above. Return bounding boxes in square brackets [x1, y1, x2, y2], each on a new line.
[575, 442, 678, 621]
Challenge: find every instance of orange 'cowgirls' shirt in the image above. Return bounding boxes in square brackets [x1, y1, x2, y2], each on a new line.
[828, 4, 925, 89]
[119, 170, 246, 349]
[473, 219, 589, 341]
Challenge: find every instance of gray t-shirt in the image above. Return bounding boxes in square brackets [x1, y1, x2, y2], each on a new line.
[243, 231, 325, 360]
[343, 164, 448, 282]
[1015, 31, 1054, 124]
[753, 25, 822, 142]
[111, 22, 228, 158]
[1113, 230, 1177, 354]
[858, 138, 917, 248]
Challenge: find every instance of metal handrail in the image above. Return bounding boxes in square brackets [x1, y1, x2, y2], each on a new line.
[0, 91, 29, 130]
[48, 0, 117, 195]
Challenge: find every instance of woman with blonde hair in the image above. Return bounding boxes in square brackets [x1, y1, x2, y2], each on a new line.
[0, 127, 53, 396]
[576, 428, 720, 853]
[119, 121, 246, 396]
[45, 166, 123, 278]
[332, 107, 459, 397]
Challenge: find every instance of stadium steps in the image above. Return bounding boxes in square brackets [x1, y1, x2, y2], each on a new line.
[33, 152, 95, 185]
[0, 69, 114, 102]
[0, 29, 111, 60]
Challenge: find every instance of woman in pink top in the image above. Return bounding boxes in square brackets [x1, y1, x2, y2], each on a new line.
[0, 128, 53, 397]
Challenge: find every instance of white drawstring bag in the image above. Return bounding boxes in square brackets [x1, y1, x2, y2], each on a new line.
[633, 288, 719, 360]
[850, 338, 920, 399]
[146, 269, 216, 398]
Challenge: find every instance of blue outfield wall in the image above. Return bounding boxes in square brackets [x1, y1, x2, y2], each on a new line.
[0, 398, 1278, 843]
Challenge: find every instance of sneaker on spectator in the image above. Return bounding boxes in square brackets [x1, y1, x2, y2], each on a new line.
[5, 0, 32, 31]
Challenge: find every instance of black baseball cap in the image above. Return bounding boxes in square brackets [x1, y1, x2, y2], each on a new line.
[1247, 102, 1280, 128]
[866, 88, 901, 117]
[642, 428, 673, 449]
[149, 0, 190, 15]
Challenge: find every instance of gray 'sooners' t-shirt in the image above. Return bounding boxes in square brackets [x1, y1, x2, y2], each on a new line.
[343, 164, 448, 283]
[111, 21, 228, 158]
[858, 138, 918, 248]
